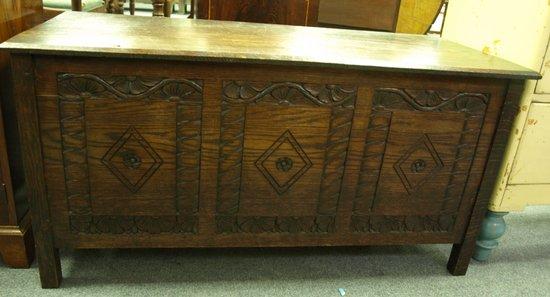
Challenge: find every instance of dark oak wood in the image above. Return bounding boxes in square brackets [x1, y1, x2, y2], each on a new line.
[11, 54, 61, 287]
[0, 12, 539, 80]
[0, 12, 538, 287]
[447, 80, 525, 275]
[196, 0, 319, 26]
[0, 0, 42, 268]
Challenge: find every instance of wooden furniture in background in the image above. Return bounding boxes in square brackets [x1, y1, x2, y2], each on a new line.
[103, 0, 174, 17]
[317, 0, 443, 33]
[0, 12, 539, 288]
[443, 0, 550, 261]
[195, 0, 319, 26]
[151, 0, 175, 17]
[71, 0, 82, 10]
[318, 0, 401, 31]
[104, 0, 126, 14]
[0, 0, 43, 268]
[43, 0, 104, 21]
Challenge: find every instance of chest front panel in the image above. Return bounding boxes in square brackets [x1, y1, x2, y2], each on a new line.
[352, 89, 489, 234]
[47, 73, 203, 235]
[33, 58, 503, 247]
[216, 81, 357, 234]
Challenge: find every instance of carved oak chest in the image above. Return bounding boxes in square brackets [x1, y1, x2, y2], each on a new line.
[0, 12, 539, 287]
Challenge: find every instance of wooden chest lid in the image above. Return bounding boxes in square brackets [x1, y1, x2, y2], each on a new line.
[0, 11, 540, 79]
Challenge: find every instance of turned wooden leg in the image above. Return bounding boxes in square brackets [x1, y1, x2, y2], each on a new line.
[115, 0, 126, 14]
[152, 0, 165, 16]
[0, 218, 35, 268]
[164, 0, 174, 17]
[473, 211, 508, 261]
[71, 0, 82, 11]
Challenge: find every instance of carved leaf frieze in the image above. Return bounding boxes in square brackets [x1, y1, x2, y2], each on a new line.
[58, 73, 202, 102]
[350, 215, 456, 233]
[216, 215, 335, 234]
[222, 81, 357, 107]
[70, 215, 198, 234]
[373, 88, 488, 113]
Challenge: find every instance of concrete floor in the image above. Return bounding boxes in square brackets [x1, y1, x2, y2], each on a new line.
[1, 206, 549, 296]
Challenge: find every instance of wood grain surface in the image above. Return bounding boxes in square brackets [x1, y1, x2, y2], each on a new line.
[1, 8, 536, 287]
[0, 12, 540, 79]
[26, 56, 511, 257]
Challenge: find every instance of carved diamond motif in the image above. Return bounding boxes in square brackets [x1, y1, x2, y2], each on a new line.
[102, 126, 163, 193]
[393, 134, 443, 194]
[255, 130, 312, 195]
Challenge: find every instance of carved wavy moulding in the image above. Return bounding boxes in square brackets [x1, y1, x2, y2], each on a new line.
[69, 215, 198, 235]
[58, 73, 203, 101]
[373, 88, 488, 113]
[222, 80, 357, 107]
[350, 215, 456, 233]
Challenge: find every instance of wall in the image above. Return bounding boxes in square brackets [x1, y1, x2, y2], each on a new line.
[443, 0, 550, 211]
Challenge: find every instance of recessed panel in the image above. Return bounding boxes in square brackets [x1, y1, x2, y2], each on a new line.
[216, 81, 357, 234]
[56, 73, 203, 234]
[240, 105, 330, 216]
[352, 88, 489, 234]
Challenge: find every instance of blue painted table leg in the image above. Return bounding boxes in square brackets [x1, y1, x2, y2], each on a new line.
[473, 211, 508, 261]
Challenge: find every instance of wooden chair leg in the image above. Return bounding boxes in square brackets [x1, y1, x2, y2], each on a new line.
[164, 0, 174, 17]
[152, 0, 165, 17]
[189, 0, 195, 18]
[116, 0, 126, 14]
[71, 0, 82, 11]
[130, 0, 136, 15]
